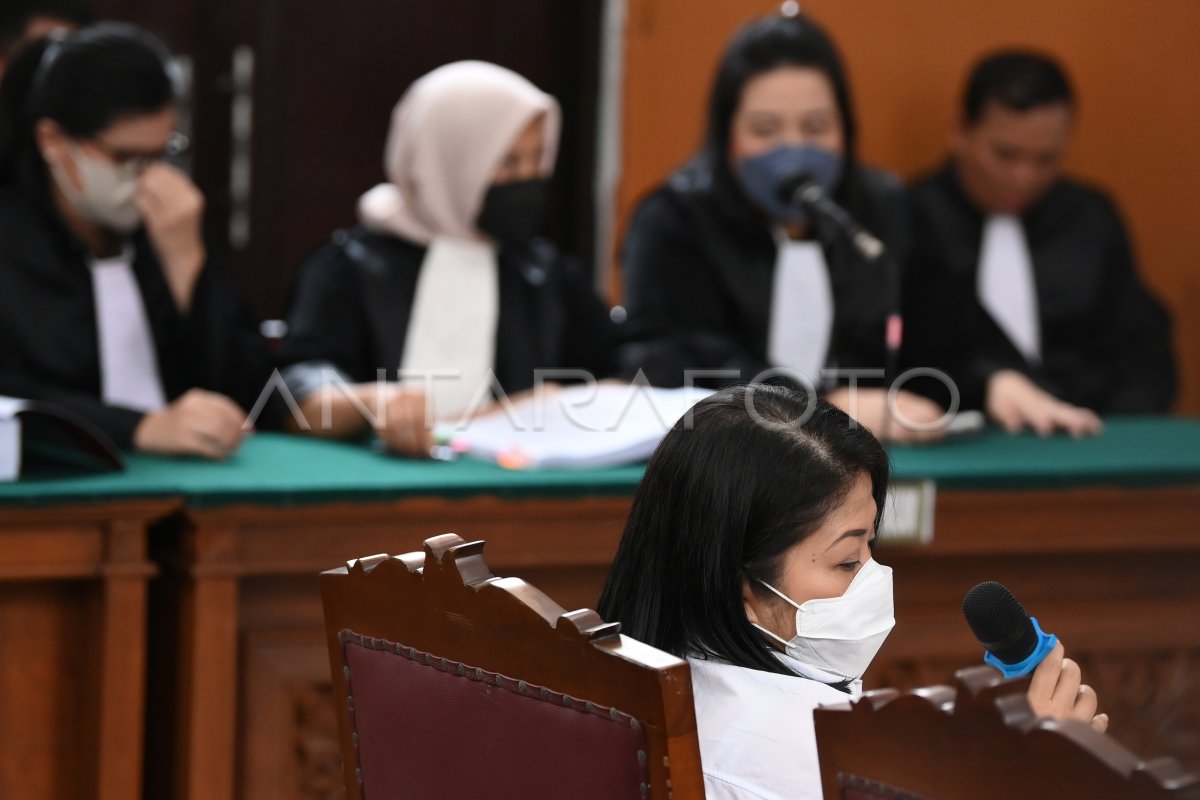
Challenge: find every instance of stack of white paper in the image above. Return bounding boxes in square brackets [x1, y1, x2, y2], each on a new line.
[0, 395, 124, 480]
[0, 396, 27, 482]
[436, 384, 712, 469]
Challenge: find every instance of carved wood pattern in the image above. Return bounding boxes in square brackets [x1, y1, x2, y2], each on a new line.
[871, 649, 1200, 773]
[319, 536, 704, 800]
[817, 666, 1200, 799]
[1074, 649, 1200, 772]
[239, 629, 345, 800]
[293, 679, 343, 800]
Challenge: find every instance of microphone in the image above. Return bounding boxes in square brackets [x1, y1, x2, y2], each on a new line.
[777, 174, 885, 263]
[963, 581, 1058, 679]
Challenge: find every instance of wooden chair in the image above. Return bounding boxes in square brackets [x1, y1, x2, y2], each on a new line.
[814, 665, 1200, 800]
[319, 533, 705, 799]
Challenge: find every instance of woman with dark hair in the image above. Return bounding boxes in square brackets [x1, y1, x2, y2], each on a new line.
[0, 24, 273, 458]
[598, 384, 1108, 797]
[620, 12, 943, 442]
[278, 61, 618, 456]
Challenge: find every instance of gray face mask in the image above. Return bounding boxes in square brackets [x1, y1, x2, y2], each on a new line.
[50, 143, 143, 234]
[735, 144, 843, 223]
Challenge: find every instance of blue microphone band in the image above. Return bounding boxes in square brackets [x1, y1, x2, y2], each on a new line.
[983, 617, 1058, 679]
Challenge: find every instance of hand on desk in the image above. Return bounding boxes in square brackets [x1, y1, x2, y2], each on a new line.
[1026, 641, 1109, 733]
[133, 388, 249, 459]
[826, 387, 947, 444]
[377, 388, 434, 458]
[289, 383, 433, 457]
[986, 371, 1102, 438]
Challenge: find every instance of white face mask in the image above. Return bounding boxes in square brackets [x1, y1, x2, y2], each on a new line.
[753, 558, 896, 681]
[50, 142, 143, 234]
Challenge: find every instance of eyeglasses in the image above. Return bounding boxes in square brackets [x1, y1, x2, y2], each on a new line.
[86, 131, 191, 169]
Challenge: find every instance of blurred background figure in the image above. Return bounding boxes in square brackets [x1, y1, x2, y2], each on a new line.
[619, 13, 946, 442]
[0, 23, 274, 458]
[904, 51, 1176, 436]
[278, 61, 620, 457]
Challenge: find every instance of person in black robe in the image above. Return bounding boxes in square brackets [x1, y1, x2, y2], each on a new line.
[905, 50, 1176, 435]
[619, 12, 945, 443]
[0, 25, 274, 458]
[277, 61, 619, 457]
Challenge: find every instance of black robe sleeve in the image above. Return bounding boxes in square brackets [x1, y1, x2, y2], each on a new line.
[620, 190, 774, 388]
[1087, 200, 1176, 412]
[551, 253, 622, 380]
[902, 169, 1176, 414]
[0, 367, 145, 447]
[139, 247, 276, 426]
[277, 239, 378, 402]
[917, 268, 1031, 413]
[0, 259, 274, 449]
[0, 194, 274, 449]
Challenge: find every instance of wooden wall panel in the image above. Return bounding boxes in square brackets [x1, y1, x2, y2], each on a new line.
[0, 583, 94, 800]
[619, 1, 1200, 413]
[0, 502, 167, 800]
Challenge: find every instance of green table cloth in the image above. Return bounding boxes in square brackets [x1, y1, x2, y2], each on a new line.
[1, 417, 1197, 509]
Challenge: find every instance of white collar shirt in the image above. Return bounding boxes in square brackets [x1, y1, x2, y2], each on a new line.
[688, 653, 860, 800]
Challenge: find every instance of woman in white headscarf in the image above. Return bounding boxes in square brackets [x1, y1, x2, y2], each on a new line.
[279, 61, 619, 456]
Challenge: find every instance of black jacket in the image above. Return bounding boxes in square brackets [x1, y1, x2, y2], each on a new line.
[620, 157, 912, 390]
[904, 162, 1176, 412]
[278, 227, 619, 400]
[0, 183, 274, 448]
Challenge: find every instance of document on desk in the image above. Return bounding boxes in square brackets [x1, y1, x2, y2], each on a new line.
[0, 396, 24, 482]
[0, 394, 124, 480]
[436, 384, 712, 469]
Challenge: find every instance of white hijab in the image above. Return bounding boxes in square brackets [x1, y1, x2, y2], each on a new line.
[358, 61, 561, 419]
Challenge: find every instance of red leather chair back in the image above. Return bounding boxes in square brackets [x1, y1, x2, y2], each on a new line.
[320, 534, 705, 799]
[340, 632, 648, 799]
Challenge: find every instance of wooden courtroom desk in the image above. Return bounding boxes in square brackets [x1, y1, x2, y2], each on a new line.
[0, 493, 177, 800]
[2, 417, 1199, 799]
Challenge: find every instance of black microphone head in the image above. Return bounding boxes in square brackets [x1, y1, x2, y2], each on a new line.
[775, 172, 818, 206]
[963, 581, 1038, 665]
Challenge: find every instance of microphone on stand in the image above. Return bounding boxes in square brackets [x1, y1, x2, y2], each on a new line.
[778, 175, 887, 263]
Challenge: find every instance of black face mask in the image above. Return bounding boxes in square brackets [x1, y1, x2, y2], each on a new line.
[475, 178, 550, 248]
